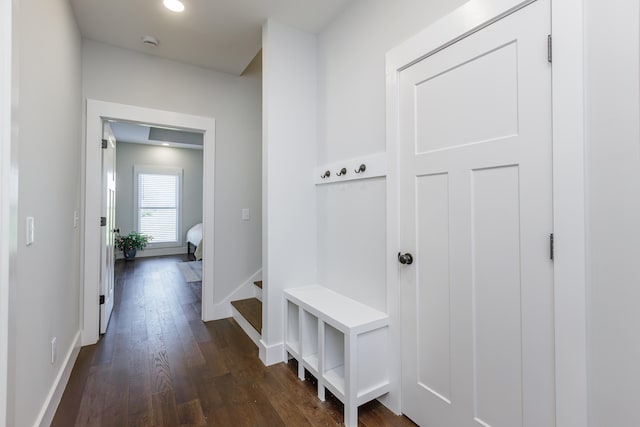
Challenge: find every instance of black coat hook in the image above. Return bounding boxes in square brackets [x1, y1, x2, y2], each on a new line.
[354, 164, 366, 174]
[320, 170, 331, 179]
[336, 167, 347, 176]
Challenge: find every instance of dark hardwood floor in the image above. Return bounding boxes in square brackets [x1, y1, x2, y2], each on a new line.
[52, 255, 417, 427]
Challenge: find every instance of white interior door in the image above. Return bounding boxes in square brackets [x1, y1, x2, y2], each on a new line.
[398, 1, 554, 426]
[99, 122, 116, 334]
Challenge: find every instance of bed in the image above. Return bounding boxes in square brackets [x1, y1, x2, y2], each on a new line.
[186, 223, 203, 260]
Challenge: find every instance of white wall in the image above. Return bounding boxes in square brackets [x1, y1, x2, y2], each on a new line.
[13, 0, 83, 425]
[115, 142, 203, 252]
[316, 0, 467, 310]
[585, 1, 640, 425]
[83, 40, 262, 305]
[261, 20, 318, 364]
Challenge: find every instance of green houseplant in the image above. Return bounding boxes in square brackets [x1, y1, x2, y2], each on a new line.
[115, 231, 152, 260]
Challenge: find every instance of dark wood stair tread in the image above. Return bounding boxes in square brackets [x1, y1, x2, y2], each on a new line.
[231, 298, 262, 334]
[254, 280, 263, 289]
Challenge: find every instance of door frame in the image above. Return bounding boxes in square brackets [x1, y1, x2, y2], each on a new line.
[82, 99, 216, 345]
[0, 0, 15, 425]
[385, 0, 587, 425]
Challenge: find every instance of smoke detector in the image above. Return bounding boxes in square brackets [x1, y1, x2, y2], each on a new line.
[142, 35, 159, 48]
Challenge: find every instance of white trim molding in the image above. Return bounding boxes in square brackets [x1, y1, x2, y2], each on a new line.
[83, 100, 216, 345]
[115, 245, 188, 260]
[550, 0, 588, 425]
[385, 0, 588, 425]
[34, 332, 81, 427]
[0, 0, 16, 425]
[211, 268, 262, 320]
[259, 339, 284, 367]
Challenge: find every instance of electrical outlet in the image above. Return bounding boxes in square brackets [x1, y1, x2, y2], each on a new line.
[242, 208, 250, 221]
[51, 337, 56, 365]
[73, 211, 79, 228]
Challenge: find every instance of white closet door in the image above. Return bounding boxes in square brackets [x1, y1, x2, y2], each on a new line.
[398, 1, 555, 426]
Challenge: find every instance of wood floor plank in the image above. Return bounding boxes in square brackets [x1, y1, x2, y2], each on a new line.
[197, 340, 230, 377]
[150, 350, 173, 394]
[127, 372, 153, 427]
[52, 255, 417, 427]
[72, 364, 111, 427]
[152, 390, 180, 426]
[100, 367, 129, 426]
[177, 399, 207, 426]
[262, 390, 311, 427]
[50, 345, 98, 427]
[188, 365, 225, 414]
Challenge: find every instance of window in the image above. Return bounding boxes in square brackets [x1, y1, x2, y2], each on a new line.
[134, 166, 183, 246]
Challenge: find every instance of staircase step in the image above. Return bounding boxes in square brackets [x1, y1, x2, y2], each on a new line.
[254, 280, 263, 289]
[230, 298, 262, 334]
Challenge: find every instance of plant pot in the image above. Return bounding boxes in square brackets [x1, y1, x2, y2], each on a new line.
[124, 248, 137, 260]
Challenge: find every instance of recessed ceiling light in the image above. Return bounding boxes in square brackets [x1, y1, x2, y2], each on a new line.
[162, 143, 170, 146]
[163, 0, 184, 12]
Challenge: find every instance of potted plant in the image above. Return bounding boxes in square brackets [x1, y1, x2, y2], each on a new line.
[115, 231, 152, 260]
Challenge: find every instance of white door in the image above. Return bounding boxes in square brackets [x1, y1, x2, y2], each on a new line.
[99, 122, 116, 334]
[398, 1, 554, 426]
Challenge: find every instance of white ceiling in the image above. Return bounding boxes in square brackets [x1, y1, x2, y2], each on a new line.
[69, 0, 352, 75]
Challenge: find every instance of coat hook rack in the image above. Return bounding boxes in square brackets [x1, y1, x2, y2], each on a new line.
[320, 170, 331, 179]
[336, 167, 347, 176]
[354, 164, 366, 174]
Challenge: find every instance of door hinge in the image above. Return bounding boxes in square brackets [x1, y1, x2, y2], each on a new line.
[550, 233, 554, 260]
[100, 216, 107, 226]
[101, 139, 108, 149]
[547, 34, 552, 63]
[99, 295, 105, 305]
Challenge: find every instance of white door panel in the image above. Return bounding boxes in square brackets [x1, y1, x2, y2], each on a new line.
[416, 173, 451, 403]
[99, 122, 116, 334]
[414, 42, 519, 154]
[471, 165, 523, 427]
[399, 1, 554, 426]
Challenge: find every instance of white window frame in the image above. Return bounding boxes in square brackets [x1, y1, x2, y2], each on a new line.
[133, 165, 184, 248]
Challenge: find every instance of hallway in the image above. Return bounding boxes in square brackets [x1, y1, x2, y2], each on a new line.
[51, 256, 415, 426]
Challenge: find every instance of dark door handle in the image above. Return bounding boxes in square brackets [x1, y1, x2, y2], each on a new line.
[398, 252, 413, 265]
[113, 228, 120, 233]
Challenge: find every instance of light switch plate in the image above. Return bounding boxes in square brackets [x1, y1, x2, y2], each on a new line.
[242, 208, 250, 221]
[73, 211, 79, 228]
[26, 217, 35, 246]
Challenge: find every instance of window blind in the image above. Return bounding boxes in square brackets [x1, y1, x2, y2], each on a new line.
[138, 173, 179, 243]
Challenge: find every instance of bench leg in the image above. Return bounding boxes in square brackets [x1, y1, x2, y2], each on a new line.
[344, 403, 357, 427]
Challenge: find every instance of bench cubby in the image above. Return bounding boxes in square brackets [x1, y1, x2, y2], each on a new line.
[284, 285, 390, 427]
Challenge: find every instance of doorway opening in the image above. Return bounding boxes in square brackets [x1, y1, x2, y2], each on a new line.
[82, 100, 215, 346]
[101, 120, 206, 333]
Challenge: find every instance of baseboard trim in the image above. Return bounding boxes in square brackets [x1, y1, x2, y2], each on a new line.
[35, 331, 81, 427]
[116, 246, 187, 260]
[259, 339, 284, 367]
[210, 269, 262, 320]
